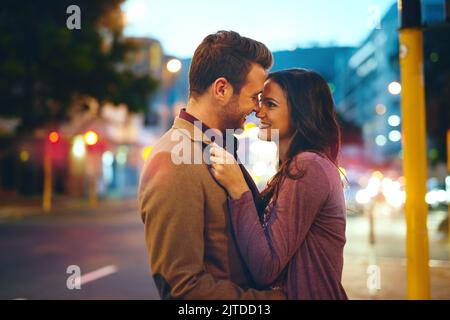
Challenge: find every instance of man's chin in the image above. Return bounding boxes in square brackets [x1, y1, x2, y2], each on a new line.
[228, 119, 245, 131]
[220, 115, 246, 131]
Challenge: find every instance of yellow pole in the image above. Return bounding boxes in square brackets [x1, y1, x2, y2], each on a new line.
[447, 129, 450, 258]
[88, 175, 98, 208]
[368, 203, 375, 246]
[399, 27, 430, 299]
[86, 149, 98, 208]
[43, 145, 52, 213]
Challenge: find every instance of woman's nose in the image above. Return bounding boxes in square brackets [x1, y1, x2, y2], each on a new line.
[256, 105, 266, 119]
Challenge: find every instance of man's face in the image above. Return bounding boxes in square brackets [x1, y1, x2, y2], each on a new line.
[219, 63, 267, 131]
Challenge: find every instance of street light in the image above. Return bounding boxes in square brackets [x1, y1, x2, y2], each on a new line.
[166, 58, 182, 73]
[375, 135, 387, 146]
[388, 115, 401, 126]
[388, 81, 402, 95]
[84, 130, 99, 146]
[375, 103, 387, 115]
[388, 130, 402, 142]
[122, 1, 147, 26]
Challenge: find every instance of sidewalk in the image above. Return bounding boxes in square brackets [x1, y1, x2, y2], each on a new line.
[344, 214, 450, 299]
[343, 255, 450, 299]
[0, 195, 138, 220]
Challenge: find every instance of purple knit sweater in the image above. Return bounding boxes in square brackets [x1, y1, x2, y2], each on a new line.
[228, 152, 348, 300]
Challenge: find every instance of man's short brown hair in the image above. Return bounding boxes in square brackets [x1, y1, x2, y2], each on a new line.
[188, 30, 273, 98]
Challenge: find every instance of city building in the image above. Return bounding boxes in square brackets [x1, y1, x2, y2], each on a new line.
[339, 0, 446, 165]
[339, 3, 401, 164]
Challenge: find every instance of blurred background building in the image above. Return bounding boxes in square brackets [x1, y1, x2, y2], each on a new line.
[138, 0, 449, 214]
[0, 0, 448, 211]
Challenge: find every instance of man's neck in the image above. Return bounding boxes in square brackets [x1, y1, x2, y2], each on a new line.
[186, 101, 221, 132]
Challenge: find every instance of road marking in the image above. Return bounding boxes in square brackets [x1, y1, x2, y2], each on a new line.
[79, 265, 118, 286]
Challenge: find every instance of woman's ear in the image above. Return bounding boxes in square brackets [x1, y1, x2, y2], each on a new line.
[213, 77, 233, 103]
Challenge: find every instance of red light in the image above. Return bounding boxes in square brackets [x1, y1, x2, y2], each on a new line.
[84, 131, 99, 146]
[48, 131, 60, 144]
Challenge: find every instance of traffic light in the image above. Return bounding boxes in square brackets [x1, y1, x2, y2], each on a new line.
[44, 130, 60, 213]
[48, 131, 60, 144]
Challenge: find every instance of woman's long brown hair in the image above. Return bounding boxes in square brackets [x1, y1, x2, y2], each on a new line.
[259, 69, 342, 210]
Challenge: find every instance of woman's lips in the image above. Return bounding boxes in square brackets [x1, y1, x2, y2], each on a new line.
[259, 123, 271, 129]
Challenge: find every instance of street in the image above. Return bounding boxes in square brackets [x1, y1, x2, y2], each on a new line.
[0, 199, 159, 300]
[0, 198, 449, 300]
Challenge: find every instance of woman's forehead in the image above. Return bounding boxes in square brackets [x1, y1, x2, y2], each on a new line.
[263, 80, 283, 95]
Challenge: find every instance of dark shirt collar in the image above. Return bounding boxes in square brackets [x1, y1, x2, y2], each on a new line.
[179, 108, 212, 134]
[178, 108, 239, 156]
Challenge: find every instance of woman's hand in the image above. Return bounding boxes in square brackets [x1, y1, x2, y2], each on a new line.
[209, 143, 250, 200]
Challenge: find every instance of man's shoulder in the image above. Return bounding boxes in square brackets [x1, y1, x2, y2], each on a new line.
[141, 130, 207, 180]
[151, 127, 187, 152]
[138, 136, 207, 210]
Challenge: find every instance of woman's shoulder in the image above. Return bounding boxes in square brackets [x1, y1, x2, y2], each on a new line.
[292, 151, 333, 168]
[290, 152, 339, 182]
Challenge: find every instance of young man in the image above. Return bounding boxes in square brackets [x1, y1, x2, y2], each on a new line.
[138, 31, 285, 300]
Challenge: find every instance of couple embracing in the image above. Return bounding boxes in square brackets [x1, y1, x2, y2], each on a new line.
[138, 30, 347, 300]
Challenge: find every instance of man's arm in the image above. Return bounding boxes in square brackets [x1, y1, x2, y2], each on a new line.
[138, 152, 285, 300]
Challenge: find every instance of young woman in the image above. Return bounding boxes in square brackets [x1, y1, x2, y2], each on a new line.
[209, 68, 348, 300]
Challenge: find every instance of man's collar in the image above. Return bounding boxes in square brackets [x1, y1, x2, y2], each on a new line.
[172, 116, 214, 144]
[179, 108, 212, 133]
[177, 108, 222, 144]
[174, 109, 240, 158]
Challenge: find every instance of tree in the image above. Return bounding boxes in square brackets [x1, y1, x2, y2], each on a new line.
[0, 0, 158, 134]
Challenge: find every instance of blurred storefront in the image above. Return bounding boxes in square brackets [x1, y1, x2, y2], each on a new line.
[60, 100, 157, 199]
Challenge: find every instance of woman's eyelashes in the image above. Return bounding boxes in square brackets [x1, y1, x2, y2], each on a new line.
[263, 100, 277, 108]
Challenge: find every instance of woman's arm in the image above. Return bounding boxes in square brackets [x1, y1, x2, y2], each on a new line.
[228, 158, 331, 286]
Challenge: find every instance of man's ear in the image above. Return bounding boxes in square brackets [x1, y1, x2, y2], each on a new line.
[212, 77, 233, 103]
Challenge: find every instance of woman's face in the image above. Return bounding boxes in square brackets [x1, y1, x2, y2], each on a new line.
[257, 79, 294, 142]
